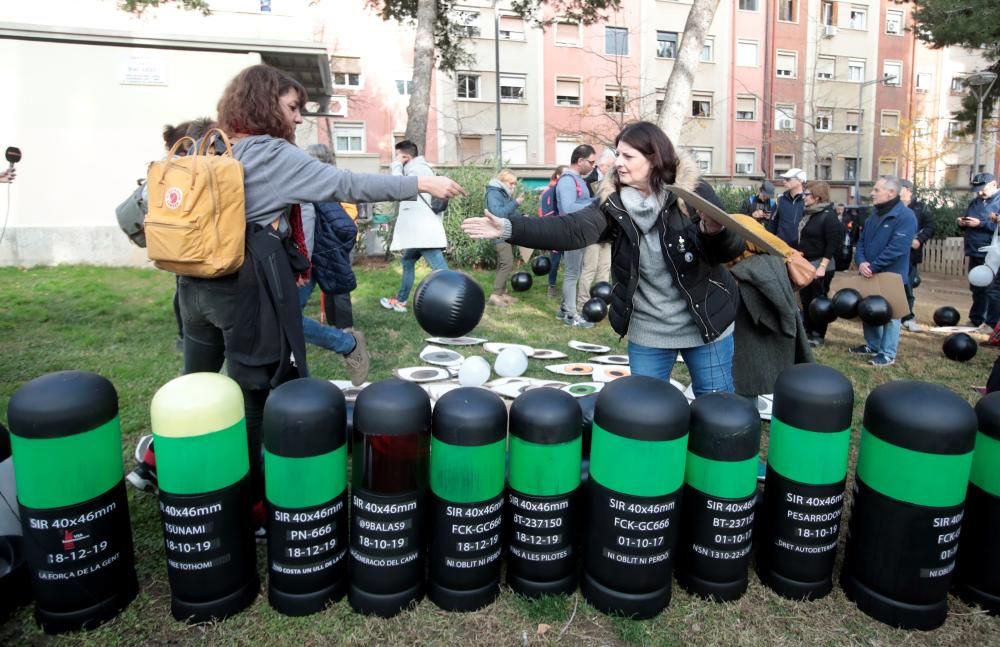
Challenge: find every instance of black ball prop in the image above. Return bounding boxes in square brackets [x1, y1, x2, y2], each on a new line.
[413, 270, 485, 338]
[808, 296, 837, 326]
[943, 333, 977, 362]
[857, 295, 893, 326]
[832, 288, 862, 319]
[531, 256, 552, 276]
[590, 281, 613, 303]
[581, 297, 608, 323]
[510, 271, 533, 292]
[933, 306, 960, 327]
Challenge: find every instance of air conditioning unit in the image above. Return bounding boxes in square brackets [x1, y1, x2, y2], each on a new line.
[329, 95, 348, 117]
[736, 163, 754, 175]
[823, 25, 837, 38]
[779, 117, 794, 130]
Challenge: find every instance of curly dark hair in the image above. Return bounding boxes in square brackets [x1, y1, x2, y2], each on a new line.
[613, 121, 678, 197]
[217, 65, 307, 143]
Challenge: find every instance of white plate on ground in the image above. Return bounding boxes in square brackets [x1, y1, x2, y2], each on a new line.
[425, 336, 487, 346]
[561, 382, 605, 397]
[394, 366, 452, 383]
[568, 340, 611, 354]
[590, 354, 630, 365]
[669, 379, 687, 395]
[545, 363, 597, 376]
[483, 342, 536, 357]
[490, 379, 569, 399]
[929, 326, 980, 334]
[422, 381, 463, 401]
[593, 365, 631, 382]
[419, 345, 465, 367]
[531, 348, 568, 360]
[683, 384, 695, 403]
[756, 394, 773, 420]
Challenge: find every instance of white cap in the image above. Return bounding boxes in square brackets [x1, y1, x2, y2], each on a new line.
[780, 168, 807, 182]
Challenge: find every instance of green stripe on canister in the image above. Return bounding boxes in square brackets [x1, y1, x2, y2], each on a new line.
[155, 419, 249, 495]
[767, 419, 850, 485]
[589, 424, 686, 497]
[430, 437, 506, 503]
[10, 416, 123, 509]
[970, 431, 1000, 497]
[265, 446, 347, 509]
[685, 452, 759, 500]
[856, 427, 974, 507]
[508, 435, 580, 496]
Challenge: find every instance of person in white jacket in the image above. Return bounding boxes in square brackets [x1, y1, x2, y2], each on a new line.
[380, 140, 450, 312]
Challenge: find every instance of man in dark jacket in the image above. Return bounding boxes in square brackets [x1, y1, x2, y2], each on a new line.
[740, 181, 777, 222]
[958, 173, 1000, 330]
[851, 176, 917, 367]
[899, 180, 935, 331]
[768, 169, 806, 245]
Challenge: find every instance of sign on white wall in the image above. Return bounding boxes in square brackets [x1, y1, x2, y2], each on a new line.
[118, 51, 168, 86]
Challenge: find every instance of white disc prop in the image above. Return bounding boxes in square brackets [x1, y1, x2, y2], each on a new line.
[494, 347, 529, 378]
[458, 355, 492, 387]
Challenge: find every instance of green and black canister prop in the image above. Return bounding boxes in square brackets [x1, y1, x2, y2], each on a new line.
[582, 376, 689, 618]
[955, 393, 1000, 614]
[428, 387, 507, 611]
[7, 371, 137, 634]
[676, 392, 760, 602]
[842, 381, 976, 630]
[349, 379, 431, 617]
[757, 364, 852, 600]
[263, 378, 348, 616]
[506, 387, 582, 597]
[150, 373, 259, 623]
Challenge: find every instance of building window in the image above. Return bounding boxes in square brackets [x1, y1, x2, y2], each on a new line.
[454, 10, 481, 38]
[944, 165, 961, 186]
[655, 98, 664, 115]
[735, 150, 755, 175]
[776, 51, 798, 78]
[555, 77, 582, 106]
[848, 6, 867, 30]
[498, 14, 525, 41]
[778, 0, 796, 22]
[951, 77, 966, 93]
[459, 136, 482, 161]
[395, 80, 413, 96]
[334, 123, 364, 153]
[736, 96, 756, 121]
[656, 31, 678, 59]
[736, 40, 758, 67]
[605, 86, 627, 113]
[500, 137, 528, 164]
[774, 154, 794, 175]
[885, 9, 904, 35]
[556, 139, 580, 164]
[844, 157, 859, 180]
[848, 59, 865, 82]
[457, 73, 480, 99]
[948, 121, 963, 140]
[555, 21, 581, 46]
[775, 105, 795, 131]
[915, 72, 932, 92]
[500, 74, 526, 102]
[878, 158, 898, 176]
[605, 27, 629, 56]
[821, 0, 834, 25]
[883, 61, 902, 86]
[816, 157, 833, 180]
[815, 109, 833, 131]
[689, 148, 712, 173]
[914, 119, 930, 138]
[701, 37, 715, 62]
[817, 56, 835, 80]
[691, 92, 713, 118]
[845, 111, 860, 133]
[333, 72, 361, 87]
[880, 111, 900, 136]
[738, 0, 758, 10]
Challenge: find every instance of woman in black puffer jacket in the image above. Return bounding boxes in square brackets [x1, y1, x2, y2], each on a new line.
[462, 121, 745, 394]
[796, 180, 843, 346]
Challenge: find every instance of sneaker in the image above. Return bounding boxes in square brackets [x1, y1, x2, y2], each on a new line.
[555, 308, 570, 322]
[808, 337, 822, 348]
[501, 293, 517, 305]
[547, 286, 559, 298]
[379, 297, 407, 313]
[848, 344, 876, 355]
[254, 526, 268, 544]
[126, 461, 158, 493]
[344, 330, 370, 386]
[901, 319, 922, 332]
[869, 354, 895, 367]
[979, 323, 995, 334]
[133, 434, 154, 463]
[488, 293, 509, 307]
[565, 314, 594, 329]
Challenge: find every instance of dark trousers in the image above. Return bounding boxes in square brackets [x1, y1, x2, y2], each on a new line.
[968, 256, 1000, 327]
[800, 270, 835, 339]
[548, 251, 562, 288]
[902, 260, 918, 322]
[323, 292, 354, 329]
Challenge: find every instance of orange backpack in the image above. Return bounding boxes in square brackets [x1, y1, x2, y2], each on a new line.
[144, 129, 245, 277]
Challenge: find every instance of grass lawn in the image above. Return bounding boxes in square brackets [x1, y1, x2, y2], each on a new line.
[0, 263, 998, 646]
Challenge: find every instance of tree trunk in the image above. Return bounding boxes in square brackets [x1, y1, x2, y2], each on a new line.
[656, 0, 720, 142]
[405, 0, 437, 154]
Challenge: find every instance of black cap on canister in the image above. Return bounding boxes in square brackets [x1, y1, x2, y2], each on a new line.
[8, 371, 118, 439]
[689, 393, 760, 461]
[773, 364, 853, 433]
[354, 378, 431, 437]
[263, 378, 346, 457]
[433, 388, 507, 446]
[594, 375, 689, 442]
[509, 388, 581, 444]
[863, 381, 976, 454]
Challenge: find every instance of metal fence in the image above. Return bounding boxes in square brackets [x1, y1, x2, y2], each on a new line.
[922, 237, 968, 276]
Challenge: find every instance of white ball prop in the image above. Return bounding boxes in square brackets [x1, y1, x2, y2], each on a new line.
[494, 347, 529, 378]
[969, 264, 995, 288]
[458, 355, 491, 387]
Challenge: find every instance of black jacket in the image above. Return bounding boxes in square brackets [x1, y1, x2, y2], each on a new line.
[795, 204, 842, 263]
[908, 199, 935, 265]
[507, 179, 744, 342]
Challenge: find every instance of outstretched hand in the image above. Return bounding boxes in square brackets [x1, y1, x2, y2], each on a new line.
[418, 175, 468, 199]
[461, 210, 506, 239]
[0, 168, 15, 184]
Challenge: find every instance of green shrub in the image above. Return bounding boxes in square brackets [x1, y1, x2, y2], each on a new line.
[712, 184, 755, 213]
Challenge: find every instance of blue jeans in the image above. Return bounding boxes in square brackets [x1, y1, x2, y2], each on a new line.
[548, 251, 562, 288]
[397, 248, 448, 303]
[863, 319, 901, 361]
[299, 276, 355, 355]
[628, 335, 735, 395]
